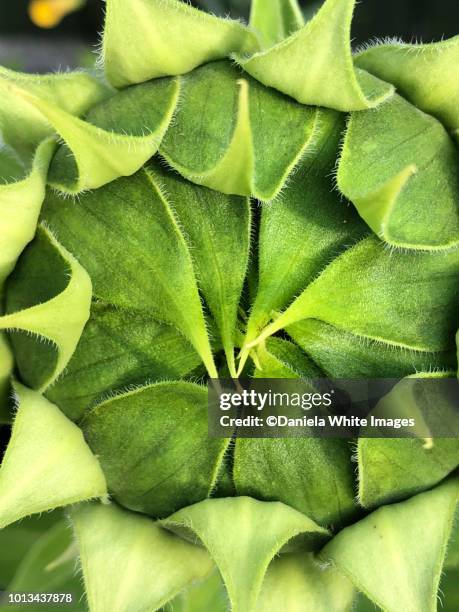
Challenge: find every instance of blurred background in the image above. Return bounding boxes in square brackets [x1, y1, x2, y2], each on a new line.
[0, 0, 458, 73]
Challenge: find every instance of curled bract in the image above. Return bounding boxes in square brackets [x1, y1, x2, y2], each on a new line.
[1, 226, 92, 392]
[0, 139, 54, 288]
[159, 61, 319, 200]
[102, 0, 260, 88]
[355, 36, 459, 133]
[162, 496, 329, 612]
[337, 94, 459, 250]
[71, 502, 214, 612]
[0, 68, 182, 195]
[235, 0, 395, 111]
[0, 383, 107, 530]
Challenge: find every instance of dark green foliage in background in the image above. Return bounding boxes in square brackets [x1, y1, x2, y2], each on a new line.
[1, 0, 458, 43]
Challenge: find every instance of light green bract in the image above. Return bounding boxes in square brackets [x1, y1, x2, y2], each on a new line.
[0, 383, 107, 530]
[0, 0, 459, 610]
[236, 0, 395, 111]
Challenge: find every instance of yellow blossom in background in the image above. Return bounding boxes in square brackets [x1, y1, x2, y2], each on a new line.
[28, 0, 86, 29]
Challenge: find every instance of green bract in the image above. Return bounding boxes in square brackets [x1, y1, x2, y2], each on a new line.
[0, 0, 459, 610]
